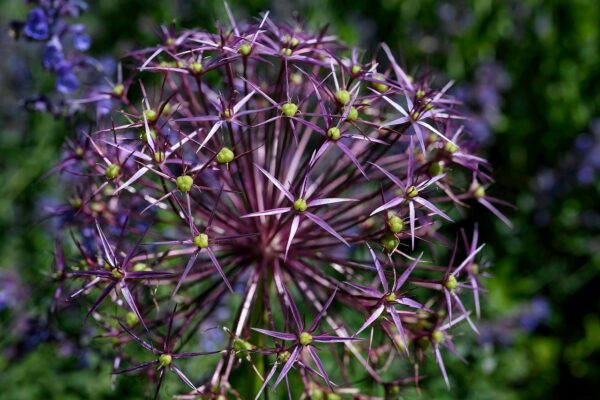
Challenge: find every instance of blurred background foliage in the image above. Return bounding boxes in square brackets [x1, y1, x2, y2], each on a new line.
[1, 0, 599, 398]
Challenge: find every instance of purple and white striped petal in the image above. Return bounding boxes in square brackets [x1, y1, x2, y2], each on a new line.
[367, 244, 388, 292]
[413, 196, 453, 222]
[251, 328, 297, 341]
[285, 215, 301, 260]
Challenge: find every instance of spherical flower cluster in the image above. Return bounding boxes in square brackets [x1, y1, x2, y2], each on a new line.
[52, 11, 511, 399]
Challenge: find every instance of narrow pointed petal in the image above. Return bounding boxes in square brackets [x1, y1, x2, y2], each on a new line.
[120, 283, 148, 330]
[409, 201, 416, 249]
[309, 287, 338, 332]
[413, 196, 453, 222]
[307, 346, 333, 389]
[452, 244, 486, 276]
[251, 328, 296, 341]
[285, 215, 301, 260]
[355, 304, 385, 336]
[113, 360, 158, 375]
[254, 362, 279, 400]
[253, 163, 294, 201]
[478, 198, 513, 228]
[307, 198, 357, 207]
[388, 306, 409, 355]
[114, 166, 149, 194]
[233, 90, 256, 113]
[368, 162, 405, 189]
[304, 212, 349, 246]
[336, 141, 367, 178]
[172, 252, 199, 297]
[171, 364, 197, 391]
[394, 252, 423, 291]
[206, 247, 233, 293]
[370, 196, 405, 216]
[273, 346, 300, 388]
[241, 207, 292, 218]
[434, 345, 451, 388]
[196, 121, 223, 153]
[450, 291, 479, 334]
[367, 244, 388, 292]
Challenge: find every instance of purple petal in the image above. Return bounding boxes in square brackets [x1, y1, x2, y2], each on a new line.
[370, 196, 405, 216]
[254, 362, 279, 400]
[393, 252, 422, 291]
[307, 198, 357, 207]
[171, 364, 197, 390]
[434, 345, 450, 388]
[304, 212, 349, 246]
[478, 198, 513, 228]
[306, 346, 333, 389]
[285, 215, 301, 260]
[388, 306, 409, 355]
[413, 196, 453, 222]
[336, 141, 367, 178]
[367, 244, 388, 292]
[254, 163, 294, 201]
[251, 327, 296, 341]
[309, 288, 338, 332]
[241, 207, 292, 218]
[273, 346, 300, 387]
[354, 304, 385, 336]
[113, 360, 158, 375]
[172, 252, 199, 297]
[206, 247, 233, 293]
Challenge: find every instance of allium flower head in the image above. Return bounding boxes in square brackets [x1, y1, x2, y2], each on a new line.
[51, 8, 511, 398]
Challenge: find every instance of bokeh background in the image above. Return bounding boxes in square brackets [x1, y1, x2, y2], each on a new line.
[1, 0, 599, 399]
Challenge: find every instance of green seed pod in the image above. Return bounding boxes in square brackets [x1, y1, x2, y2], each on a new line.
[299, 331, 313, 346]
[346, 106, 359, 121]
[372, 75, 389, 93]
[290, 37, 299, 47]
[280, 47, 293, 56]
[154, 151, 165, 163]
[326, 393, 342, 400]
[112, 84, 124, 97]
[216, 147, 235, 164]
[189, 62, 203, 75]
[310, 388, 324, 400]
[429, 161, 444, 176]
[327, 127, 341, 141]
[105, 163, 120, 180]
[111, 268, 123, 280]
[406, 186, 419, 198]
[132, 262, 149, 272]
[139, 127, 157, 142]
[281, 102, 298, 117]
[176, 175, 194, 193]
[444, 275, 457, 291]
[233, 337, 253, 352]
[416, 89, 426, 99]
[293, 198, 308, 212]
[277, 350, 291, 363]
[444, 141, 458, 153]
[193, 233, 209, 249]
[144, 109, 158, 123]
[432, 330, 444, 344]
[335, 90, 351, 106]
[473, 184, 486, 198]
[351, 64, 361, 75]
[125, 311, 139, 327]
[385, 292, 397, 303]
[381, 232, 400, 252]
[222, 108, 233, 120]
[238, 43, 252, 56]
[159, 354, 172, 367]
[387, 215, 404, 233]
[469, 262, 480, 275]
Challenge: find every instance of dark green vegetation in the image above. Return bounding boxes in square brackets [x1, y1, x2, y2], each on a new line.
[1, 0, 598, 398]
